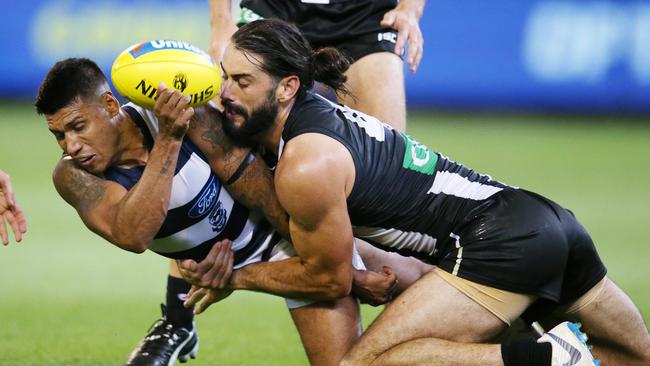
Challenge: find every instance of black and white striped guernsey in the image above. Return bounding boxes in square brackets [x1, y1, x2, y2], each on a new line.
[280, 92, 513, 264]
[105, 103, 281, 268]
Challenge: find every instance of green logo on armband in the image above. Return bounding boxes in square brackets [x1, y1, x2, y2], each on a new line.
[238, 7, 264, 25]
[400, 133, 438, 175]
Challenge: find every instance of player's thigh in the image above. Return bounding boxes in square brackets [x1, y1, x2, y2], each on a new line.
[569, 277, 650, 362]
[337, 52, 406, 131]
[289, 295, 361, 366]
[347, 270, 507, 360]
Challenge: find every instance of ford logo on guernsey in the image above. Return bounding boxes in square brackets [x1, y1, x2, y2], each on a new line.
[188, 177, 220, 219]
[129, 40, 210, 59]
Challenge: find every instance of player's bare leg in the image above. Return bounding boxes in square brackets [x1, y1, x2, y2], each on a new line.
[568, 277, 650, 365]
[341, 270, 507, 365]
[290, 295, 361, 366]
[337, 52, 406, 132]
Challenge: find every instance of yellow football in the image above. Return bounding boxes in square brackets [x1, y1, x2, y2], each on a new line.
[111, 40, 221, 109]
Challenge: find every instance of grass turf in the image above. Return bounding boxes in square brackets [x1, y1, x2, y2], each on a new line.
[0, 102, 648, 365]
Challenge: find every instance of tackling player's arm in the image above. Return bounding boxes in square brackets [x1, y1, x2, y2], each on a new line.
[52, 87, 193, 253]
[184, 133, 356, 301]
[186, 106, 290, 238]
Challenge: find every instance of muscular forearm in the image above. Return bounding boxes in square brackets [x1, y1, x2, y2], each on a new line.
[111, 137, 182, 251]
[229, 256, 352, 301]
[227, 156, 290, 238]
[187, 107, 290, 238]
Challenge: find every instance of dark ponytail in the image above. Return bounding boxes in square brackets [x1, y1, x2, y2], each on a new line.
[232, 19, 351, 97]
[311, 47, 351, 96]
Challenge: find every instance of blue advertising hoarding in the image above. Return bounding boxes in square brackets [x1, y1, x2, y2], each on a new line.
[1, 0, 649, 112]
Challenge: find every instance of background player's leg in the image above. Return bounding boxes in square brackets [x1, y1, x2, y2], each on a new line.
[337, 52, 407, 132]
[126, 260, 198, 365]
[341, 270, 507, 366]
[168, 259, 195, 325]
[569, 277, 650, 365]
[289, 295, 361, 366]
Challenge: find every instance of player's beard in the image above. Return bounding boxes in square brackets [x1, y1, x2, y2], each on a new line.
[222, 89, 278, 146]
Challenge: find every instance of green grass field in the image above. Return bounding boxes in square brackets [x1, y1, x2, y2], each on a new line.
[0, 102, 648, 365]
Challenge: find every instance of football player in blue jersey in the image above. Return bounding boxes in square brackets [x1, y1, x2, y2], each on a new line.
[35, 58, 427, 366]
[0, 169, 27, 245]
[181, 19, 650, 366]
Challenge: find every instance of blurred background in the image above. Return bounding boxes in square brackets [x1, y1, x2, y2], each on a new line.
[0, 0, 649, 365]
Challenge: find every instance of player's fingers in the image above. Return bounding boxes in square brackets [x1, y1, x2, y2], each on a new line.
[200, 241, 228, 287]
[412, 43, 423, 74]
[156, 83, 172, 106]
[224, 249, 234, 288]
[165, 91, 184, 118]
[1, 216, 8, 245]
[407, 28, 423, 73]
[14, 203, 26, 233]
[196, 291, 217, 314]
[381, 266, 398, 295]
[394, 25, 409, 58]
[196, 240, 223, 275]
[186, 284, 200, 299]
[179, 259, 199, 278]
[5, 210, 22, 242]
[178, 106, 194, 130]
[207, 240, 232, 288]
[216, 240, 233, 283]
[0, 173, 15, 209]
[176, 93, 191, 109]
[184, 286, 206, 309]
[380, 11, 396, 28]
[212, 245, 234, 288]
[154, 85, 173, 117]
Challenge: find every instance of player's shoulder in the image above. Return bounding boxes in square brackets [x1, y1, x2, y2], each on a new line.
[52, 156, 103, 204]
[278, 133, 353, 193]
[52, 156, 101, 185]
[52, 155, 78, 181]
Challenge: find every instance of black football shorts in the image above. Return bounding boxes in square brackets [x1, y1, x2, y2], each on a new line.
[238, 0, 401, 62]
[436, 188, 607, 306]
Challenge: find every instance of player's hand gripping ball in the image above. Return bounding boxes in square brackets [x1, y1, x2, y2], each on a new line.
[111, 40, 221, 109]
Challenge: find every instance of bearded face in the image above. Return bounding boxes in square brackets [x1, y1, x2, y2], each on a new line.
[221, 86, 279, 145]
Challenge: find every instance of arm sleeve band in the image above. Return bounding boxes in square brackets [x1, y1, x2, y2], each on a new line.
[225, 150, 257, 186]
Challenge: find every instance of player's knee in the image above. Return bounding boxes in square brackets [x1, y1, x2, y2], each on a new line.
[339, 354, 365, 366]
[339, 347, 373, 366]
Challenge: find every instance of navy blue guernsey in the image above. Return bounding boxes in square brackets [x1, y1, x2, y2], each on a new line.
[104, 103, 279, 267]
[280, 92, 512, 263]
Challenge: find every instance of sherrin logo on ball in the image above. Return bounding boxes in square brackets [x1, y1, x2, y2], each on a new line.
[111, 40, 221, 109]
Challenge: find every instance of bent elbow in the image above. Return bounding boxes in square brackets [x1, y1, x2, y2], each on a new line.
[125, 243, 148, 254]
[112, 235, 149, 254]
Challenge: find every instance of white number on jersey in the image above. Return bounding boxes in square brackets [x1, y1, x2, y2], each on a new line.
[318, 94, 390, 142]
